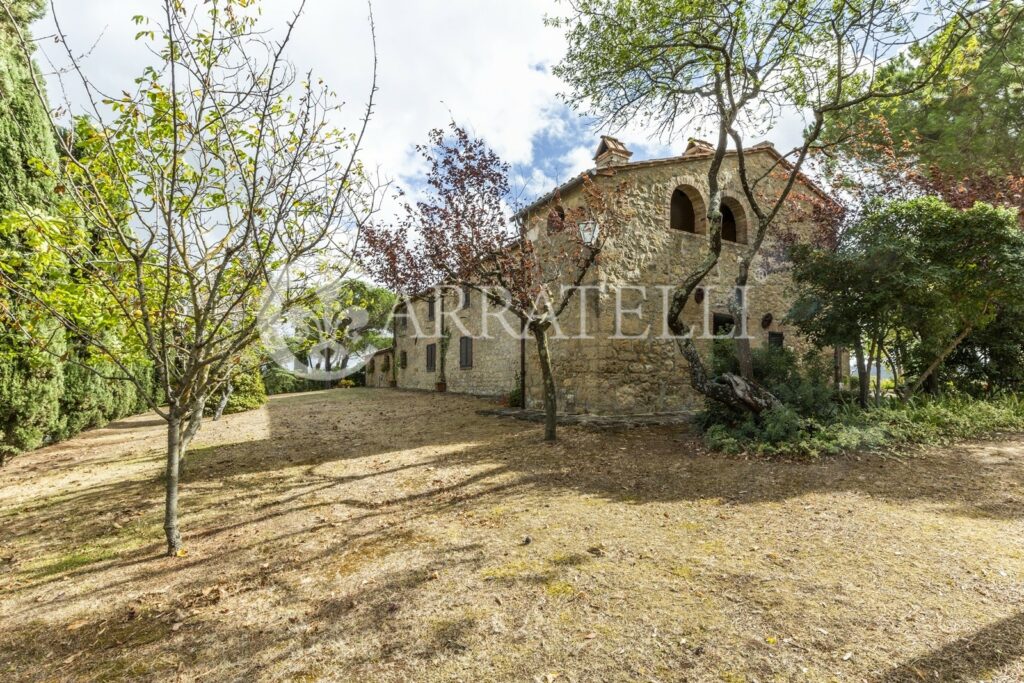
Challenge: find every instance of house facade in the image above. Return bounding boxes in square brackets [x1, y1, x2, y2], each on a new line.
[386, 136, 843, 415]
[365, 348, 394, 388]
[391, 290, 521, 397]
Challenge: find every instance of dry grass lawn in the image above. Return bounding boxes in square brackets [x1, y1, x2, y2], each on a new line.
[2, 388, 1024, 682]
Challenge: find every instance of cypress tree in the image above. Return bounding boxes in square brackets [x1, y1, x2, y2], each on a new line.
[0, 0, 63, 463]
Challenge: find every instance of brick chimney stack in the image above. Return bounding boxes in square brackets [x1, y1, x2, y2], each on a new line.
[593, 135, 632, 169]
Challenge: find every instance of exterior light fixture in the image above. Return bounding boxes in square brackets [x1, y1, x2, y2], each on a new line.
[579, 220, 600, 245]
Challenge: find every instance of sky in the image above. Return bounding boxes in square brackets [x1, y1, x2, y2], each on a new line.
[31, 0, 806, 210]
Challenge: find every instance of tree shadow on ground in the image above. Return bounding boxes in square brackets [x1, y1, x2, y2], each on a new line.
[5, 389, 1024, 680]
[0, 537, 487, 681]
[8, 388, 1024, 600]
[878, 611, 1024, 682]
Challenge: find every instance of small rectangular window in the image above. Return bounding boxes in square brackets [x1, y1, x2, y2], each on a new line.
[400, 350, 407, 369]
[426, 343, 436, 372]
[461, 284, 472, 309]
[768, 331, 784, 349]
[459, 336, 473, 369]
[712, 313, 734, 336]
[427, 297, 436, 321]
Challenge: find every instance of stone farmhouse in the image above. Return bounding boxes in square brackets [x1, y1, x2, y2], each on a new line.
[385, 136, 843, 415]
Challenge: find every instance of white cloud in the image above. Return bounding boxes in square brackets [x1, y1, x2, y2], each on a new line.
[32, 1, 806, 210]
[563, 145, 596, 177]
[34, 1, 569, 186]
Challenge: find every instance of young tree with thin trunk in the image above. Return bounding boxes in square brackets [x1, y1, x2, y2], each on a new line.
[551, 0, 989, 415]
[0, 0, 381, 555]
[362, 124, 630, 441]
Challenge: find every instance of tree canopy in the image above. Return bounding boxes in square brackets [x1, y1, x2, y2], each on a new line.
[790, 197, 1024, 399]
[550, 0, 985, 414]
[833, 2, 1023, 180]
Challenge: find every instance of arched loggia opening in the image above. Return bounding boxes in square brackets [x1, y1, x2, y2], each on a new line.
[670, 185, 706, 234]
[719, 197, 747, 244]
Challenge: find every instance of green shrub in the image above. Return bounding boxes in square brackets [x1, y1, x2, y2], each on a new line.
[701, 340, 1024, 457]
[701, 343, 835, 431]
[218, 368, 267, 415]
[0, 335, 63, 463]
[55, 352, 156, 441]
[508, 382, 524, 409]
[263, 366, 303, 395]
[703, 394, 1024, 458]
[262, 365, 330, 396]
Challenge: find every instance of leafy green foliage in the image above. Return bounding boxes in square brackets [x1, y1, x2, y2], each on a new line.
[262, 366, 308, 396]
[55, 352, 153, 441]
[831, 2, 1023, 180]
[707, 343, 835, 423]
[0, 327, 63, 462]
[789, 197, 1024, 395]
[0, 6, 65, 461]
[218, 367, 267, 415]
[705, 395, 1024, 458]
[0, 0, 57, 215]
[944, 307, 1024, 395]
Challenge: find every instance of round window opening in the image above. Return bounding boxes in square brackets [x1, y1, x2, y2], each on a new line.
[761, 313, 773, 329]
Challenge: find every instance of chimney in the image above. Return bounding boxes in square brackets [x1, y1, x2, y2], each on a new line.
[682, 138, 715, 157]
[593, 135, 632, 169]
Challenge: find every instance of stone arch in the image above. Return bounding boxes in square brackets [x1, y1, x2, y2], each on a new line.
[719, 196, 748, 244]
[669, 184, 706, 234]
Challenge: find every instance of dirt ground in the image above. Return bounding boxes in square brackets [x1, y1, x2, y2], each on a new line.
[2, 389, 1024, 682]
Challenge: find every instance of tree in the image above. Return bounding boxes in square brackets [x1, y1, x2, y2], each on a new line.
[551, 0, 988, 414]
[288, 279, 396, 382]
[0, 0, 380, 555]
[943, 306, 1024, 396]
[0, 0, 55, 213]
[790, 197, 1024, 401]
[830, 3, 1023, 192]
[0, 0, 63, 464]
[362, 124, 630, 441]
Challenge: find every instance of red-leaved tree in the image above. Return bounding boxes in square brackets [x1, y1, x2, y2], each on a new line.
[362, 123, 630, 440]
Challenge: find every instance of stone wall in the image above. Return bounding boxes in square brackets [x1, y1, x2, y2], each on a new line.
[520, 150, 843, 415]
[388, 149, 844, 415]
[366, 349, 393, 388]
[393, 288, 521, 398]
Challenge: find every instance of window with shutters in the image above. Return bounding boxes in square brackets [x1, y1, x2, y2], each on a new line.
[768, 331, 785, 348]
[459, 336, 473, 369]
